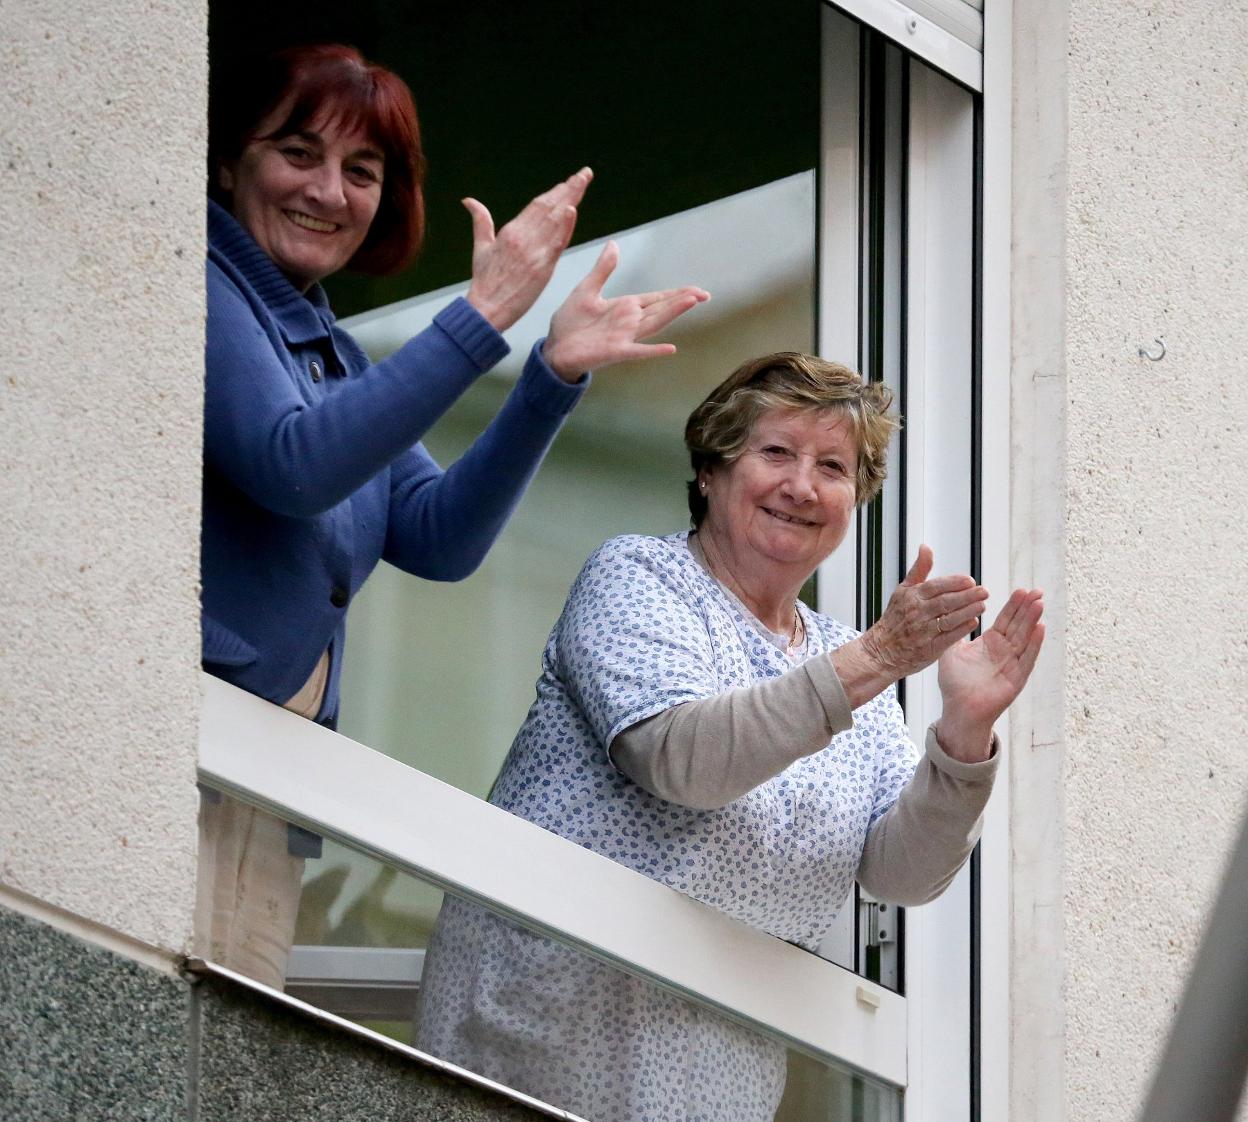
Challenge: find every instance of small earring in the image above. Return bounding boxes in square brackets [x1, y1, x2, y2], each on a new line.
[699, 480, 707, 492]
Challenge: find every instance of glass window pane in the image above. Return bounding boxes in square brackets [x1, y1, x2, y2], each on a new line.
[337, 179, 816, 796]
[283, 827, 901, 1122]
[210, 0, 820, 318]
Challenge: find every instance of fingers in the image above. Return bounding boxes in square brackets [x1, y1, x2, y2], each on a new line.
[552, 202, 579, 253]
[499, 169, 586, 257]
[614, 341, 679, 363]
[562, 166, 593, 208]
[1018, 620, 1045, 679]
[901, 544, 934, 586]
[987, 588, 1026, 635]
[534, 166, 593, 208]
[990, 588, 1044, 647]
[632, 286, 712, 308]
[636, 288, 709, 338]
[576, 240, 620, 297]
[461, 197, 495, 246]
[1008, 592, 1045, 647]
[933, 596, 988, 638]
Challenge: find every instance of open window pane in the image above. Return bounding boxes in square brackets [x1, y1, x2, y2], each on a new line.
[200, 676, 909, 1089]
[279, 807, 905, 1121]
[336, 178, 817, 800]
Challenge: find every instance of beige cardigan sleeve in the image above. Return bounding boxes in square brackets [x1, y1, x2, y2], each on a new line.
[609, 654, 853, 810]
[612, 663, 999, 905]
[855, 726, 999, 905]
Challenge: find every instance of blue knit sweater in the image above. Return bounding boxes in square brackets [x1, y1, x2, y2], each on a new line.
[202, 200, 586, 722]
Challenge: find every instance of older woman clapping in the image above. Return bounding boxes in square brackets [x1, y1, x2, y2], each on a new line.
[416, 352, 1044, 1122]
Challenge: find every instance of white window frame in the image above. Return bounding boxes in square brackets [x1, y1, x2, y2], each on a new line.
[828, 0, 983, 92]
[817, 3, 1013, 1119]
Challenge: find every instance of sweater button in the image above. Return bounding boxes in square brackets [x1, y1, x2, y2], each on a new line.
[309, 360, 322, 382]
[330, 587, 349, 608]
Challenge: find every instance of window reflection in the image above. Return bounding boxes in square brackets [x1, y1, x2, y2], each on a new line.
[304, 176, 817, 931]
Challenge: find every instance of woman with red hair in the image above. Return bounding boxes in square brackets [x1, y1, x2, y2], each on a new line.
[198, 44, 708, 988]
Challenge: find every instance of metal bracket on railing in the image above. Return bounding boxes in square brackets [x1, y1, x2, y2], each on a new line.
[860, 898, 897, 949]
[858, 893, 900, 991]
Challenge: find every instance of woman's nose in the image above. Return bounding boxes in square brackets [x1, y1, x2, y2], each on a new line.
[306, 166, 347, 209]
[780, 459, 819, 501]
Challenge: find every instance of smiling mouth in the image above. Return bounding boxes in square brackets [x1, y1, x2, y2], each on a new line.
[284, 210, 339, 234]
[763, 507, 817, 527]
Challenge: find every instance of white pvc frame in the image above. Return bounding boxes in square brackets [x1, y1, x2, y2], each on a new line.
[815, 4, 865, 974]
[901, 58, 978, 1122]
[829, 0, 983, 92]
[199, 673, 906, 1087]
[977, 1, 1013, 1118]
[818, 3, 1011, 1118]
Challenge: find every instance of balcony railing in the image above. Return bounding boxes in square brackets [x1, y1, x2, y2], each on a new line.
[198, 672, 907, 1088]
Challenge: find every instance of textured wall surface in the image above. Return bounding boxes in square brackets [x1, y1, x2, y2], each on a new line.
[196, 975, 561, 1122]
[0, 908, 189, 1121]
[1015, 0, 1248, 1119]
[0, 2, 207, 952]
[0, 907, 560, 1122]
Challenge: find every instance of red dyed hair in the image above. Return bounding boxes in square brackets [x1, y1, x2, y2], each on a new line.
[210, 44, 425, 275]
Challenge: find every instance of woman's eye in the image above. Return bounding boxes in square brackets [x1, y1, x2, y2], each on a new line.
[760, 446, 792, 462]
[347, 165, 381, 185]
[281, 146, 313, 162]
[819, 461, 846, 476]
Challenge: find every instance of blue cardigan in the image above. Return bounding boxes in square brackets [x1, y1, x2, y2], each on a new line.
[202, 200, 586, 723]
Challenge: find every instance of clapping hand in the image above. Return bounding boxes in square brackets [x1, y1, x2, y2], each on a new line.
[859, 545, 991, 679]
[542, 240, 710, 381]
[934, 587, 1045, 761]
[464, 168, 593, 333]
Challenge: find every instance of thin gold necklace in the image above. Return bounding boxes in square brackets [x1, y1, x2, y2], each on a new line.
[694, 530, 804, 649]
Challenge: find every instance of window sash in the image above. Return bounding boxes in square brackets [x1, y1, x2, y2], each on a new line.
[198, 672, 908, 1087]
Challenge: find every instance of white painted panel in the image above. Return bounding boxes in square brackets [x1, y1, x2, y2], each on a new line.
[816, 6, 865, 973]
[977, 0, 1013, 1116]
[879, 43, 908, 615]
[906, 0, 984, 50]
[903, 59, 977, 1122]
[199, 674, 907, 1086]
[817, 4, 863, 637]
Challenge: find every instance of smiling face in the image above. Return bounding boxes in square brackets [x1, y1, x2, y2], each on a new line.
[219, 105, 385, 291]
[701, 407, 859, 586]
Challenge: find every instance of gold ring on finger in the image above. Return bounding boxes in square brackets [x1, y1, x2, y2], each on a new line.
[937, 615, 946, 633]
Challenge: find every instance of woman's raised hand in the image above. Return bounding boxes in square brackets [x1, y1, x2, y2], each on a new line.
[933, 587, 1045, 761]
[831, 545, 989, 711]
[859, 545, 990, 679]
[542, 240, 710, 381]
[464, 168, 593, 333]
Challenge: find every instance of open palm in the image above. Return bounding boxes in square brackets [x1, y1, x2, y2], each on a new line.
[542, 241, 709, 378]
[937, 588, 1045, 729]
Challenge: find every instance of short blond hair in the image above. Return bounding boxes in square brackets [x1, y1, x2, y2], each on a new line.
[684, 352, 899, 527]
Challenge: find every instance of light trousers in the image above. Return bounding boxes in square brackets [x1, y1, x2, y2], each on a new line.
[194, 792, 305, 989]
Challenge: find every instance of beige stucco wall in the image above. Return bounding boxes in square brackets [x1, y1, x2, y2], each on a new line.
[0, 2, 207, 954]
[1013, 0, 1248, 1118]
